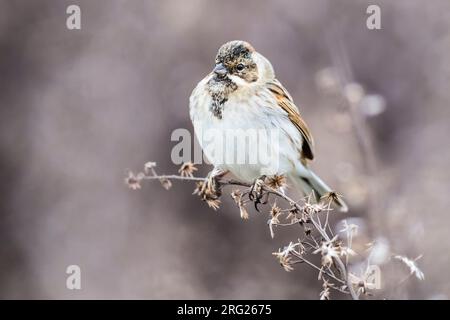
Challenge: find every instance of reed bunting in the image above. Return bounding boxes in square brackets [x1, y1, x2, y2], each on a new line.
[189, 40, 347, 211]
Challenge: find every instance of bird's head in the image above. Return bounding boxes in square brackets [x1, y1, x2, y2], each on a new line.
[212, 40, 275, 87]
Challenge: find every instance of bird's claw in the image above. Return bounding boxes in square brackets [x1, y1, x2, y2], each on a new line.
[249, 175, 267, 211]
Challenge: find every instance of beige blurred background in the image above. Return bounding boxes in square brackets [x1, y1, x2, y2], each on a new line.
[0, 0, 449, 299]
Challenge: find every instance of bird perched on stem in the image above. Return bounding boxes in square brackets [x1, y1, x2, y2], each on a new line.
[189, 40, 347, 212]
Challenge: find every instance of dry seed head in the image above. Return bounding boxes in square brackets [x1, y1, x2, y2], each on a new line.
[178, 162, 198, 177]
[266, 174, 287, 190]
[125, 171, 143, 190]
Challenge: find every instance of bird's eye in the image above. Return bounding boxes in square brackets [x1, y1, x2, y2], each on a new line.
[236, 64, 245, 71]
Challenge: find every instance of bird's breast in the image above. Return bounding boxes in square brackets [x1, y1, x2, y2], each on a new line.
[189, 82, 302, 181]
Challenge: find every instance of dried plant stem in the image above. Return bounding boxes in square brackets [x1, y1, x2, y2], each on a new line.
[291, 252, 345, 286]
[143, 172, 359, 300]
[143, 175, 206, 182]
[264, 183, 359, 300]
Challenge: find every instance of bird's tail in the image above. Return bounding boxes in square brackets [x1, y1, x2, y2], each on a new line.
[289, 169, 348, 212]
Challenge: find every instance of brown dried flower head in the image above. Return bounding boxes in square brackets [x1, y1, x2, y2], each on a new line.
[193, 180, 221, 210]
[206, 198, 221, 210]
[268, 203, 283, 238]
[303, 202, 325, 216]
[193, 181, 204, 195]
[266, 174, 287, 190]
[178, 162, 198, 178]
[231, 189, 242, 204]
[320, 280, 331, 300]
[159, 178, 172, 190]
[231, 190, 250, 219]
[313, 236, 340, 268]
[270, 202, 282, 219]
[272, 250, 294, 272]
[125, 171, 144, 190]
[239, 205, 249, 220]
[321, 191, 343, 205]
[144, 162, 157, 175]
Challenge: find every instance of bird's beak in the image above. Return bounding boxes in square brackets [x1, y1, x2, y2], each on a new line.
[213, 63, 227, 77]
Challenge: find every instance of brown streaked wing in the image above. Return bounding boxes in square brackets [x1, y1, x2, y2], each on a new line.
[267, 80, 314, 161]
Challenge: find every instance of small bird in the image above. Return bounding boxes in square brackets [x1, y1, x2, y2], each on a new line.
[189, 40, 347, 211]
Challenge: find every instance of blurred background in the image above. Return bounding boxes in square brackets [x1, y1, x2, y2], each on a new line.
[0, 0, 449, 299]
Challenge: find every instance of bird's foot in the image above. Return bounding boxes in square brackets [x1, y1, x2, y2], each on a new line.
[249, 175, 268, 211]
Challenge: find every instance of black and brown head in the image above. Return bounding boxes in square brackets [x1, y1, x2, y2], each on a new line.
[212, 40, 259, 83]
[206, 41, 274, 119]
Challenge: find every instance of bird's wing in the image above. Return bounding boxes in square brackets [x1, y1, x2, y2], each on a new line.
[267, 79, 314, 161]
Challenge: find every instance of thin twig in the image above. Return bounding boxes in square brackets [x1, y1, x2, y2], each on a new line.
[291, 252, 345, 285]
[142, 173, 359, 300]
